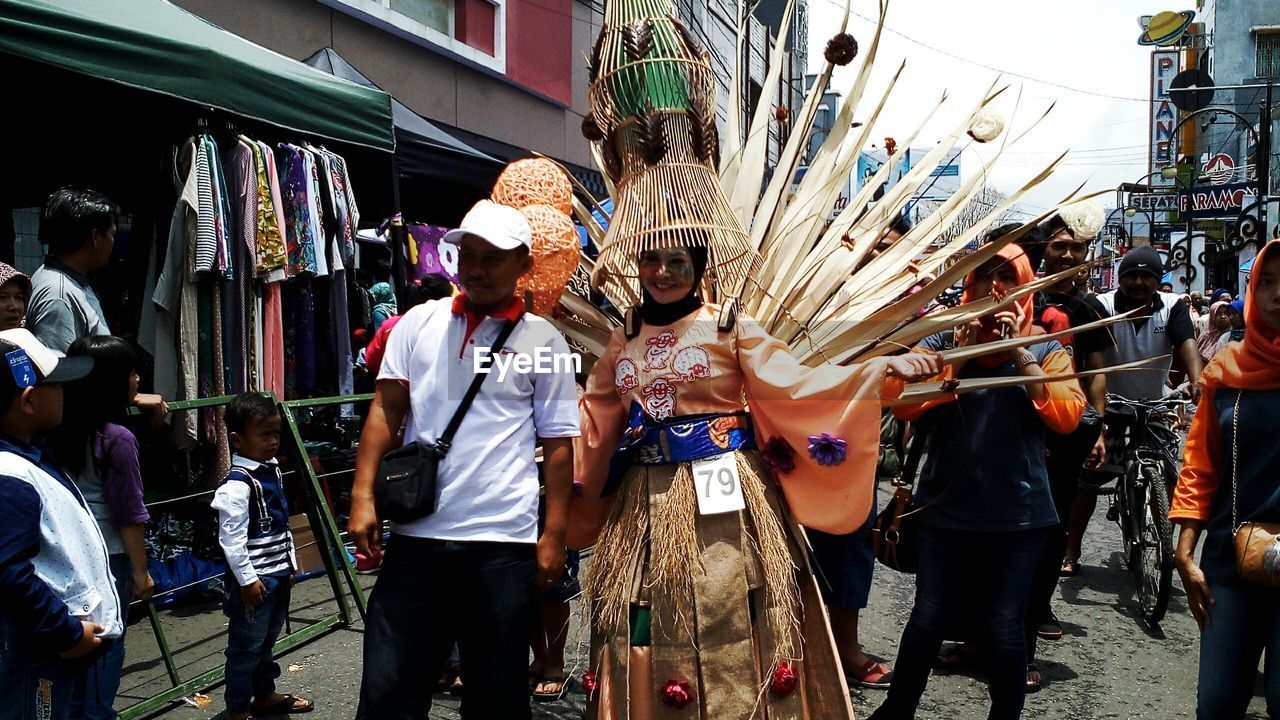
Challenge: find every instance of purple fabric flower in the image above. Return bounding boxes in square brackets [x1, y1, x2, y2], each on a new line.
[761, 436, 797, 475]
[807, 432, 848, 467]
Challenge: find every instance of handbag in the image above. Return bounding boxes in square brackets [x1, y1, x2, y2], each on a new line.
[871, 418, 940, 574]
[1229, 390, 1280, 587]
[373, 318, 518, 523]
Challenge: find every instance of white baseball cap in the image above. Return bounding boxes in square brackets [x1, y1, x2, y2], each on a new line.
[0, 328, 93, 388]
[442, 200, 532, 251]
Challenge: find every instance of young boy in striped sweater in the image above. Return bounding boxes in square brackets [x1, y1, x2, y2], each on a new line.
[211, 393, 313, 718]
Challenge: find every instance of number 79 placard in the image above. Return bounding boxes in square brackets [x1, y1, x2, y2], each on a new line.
[692, 453, 746, 515]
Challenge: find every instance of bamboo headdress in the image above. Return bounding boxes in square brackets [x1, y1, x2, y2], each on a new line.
[583, 0, 759, 304]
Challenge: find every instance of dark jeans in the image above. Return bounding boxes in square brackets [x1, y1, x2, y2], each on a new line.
[873, 525, 1049, 720]
[222, 574, 291, 713]
[70, 553, 132, 719]
[356, 536, 536, 720]
[1196, 581, 1280, 719]
[0, 620, 98, 720]
[1025, 419, 1100, 660]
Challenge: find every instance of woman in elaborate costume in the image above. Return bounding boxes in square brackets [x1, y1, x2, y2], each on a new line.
[569, 243, 941, 719]
[560, 0, 1092, 715]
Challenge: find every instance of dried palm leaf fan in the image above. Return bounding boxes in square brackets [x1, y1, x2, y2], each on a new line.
[583, 0, 759, 305]
[564, 0, 1140, 394]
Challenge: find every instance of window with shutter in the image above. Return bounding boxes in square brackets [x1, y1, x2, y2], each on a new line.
[1258, 34, 1280, 78]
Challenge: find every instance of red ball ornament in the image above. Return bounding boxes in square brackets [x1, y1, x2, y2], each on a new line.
[660, 678, 694, 709]
[769, 661, 799, 697]
[582, 670, 599, 697]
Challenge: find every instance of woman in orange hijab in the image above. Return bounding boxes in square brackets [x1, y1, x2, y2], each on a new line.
[869, 244, 1085, 720]
[1171, 239, 1280, 719]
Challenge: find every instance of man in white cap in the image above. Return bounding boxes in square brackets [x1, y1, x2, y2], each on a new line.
[349, 200, 580, 720]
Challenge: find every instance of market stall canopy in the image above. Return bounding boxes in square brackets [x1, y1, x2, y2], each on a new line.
[0, 0, 394, 152]
[302, 48, 503, 192]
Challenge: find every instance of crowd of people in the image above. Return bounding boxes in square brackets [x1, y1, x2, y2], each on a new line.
[0, 184, 1276, 720]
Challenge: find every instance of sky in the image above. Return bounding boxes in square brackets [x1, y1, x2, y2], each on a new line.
[802, 0, 1190, 214]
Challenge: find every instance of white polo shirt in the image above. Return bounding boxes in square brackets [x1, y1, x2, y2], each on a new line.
[378, 296, 580, 543]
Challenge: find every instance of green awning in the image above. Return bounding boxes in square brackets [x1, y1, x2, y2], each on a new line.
[0, 0, 395, 152]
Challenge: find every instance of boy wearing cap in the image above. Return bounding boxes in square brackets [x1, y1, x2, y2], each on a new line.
[350, 200, 579, 720]
[0, 329, 121, 719]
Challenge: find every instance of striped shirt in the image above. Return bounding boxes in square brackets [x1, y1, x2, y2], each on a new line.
[212, 455, 296, 586]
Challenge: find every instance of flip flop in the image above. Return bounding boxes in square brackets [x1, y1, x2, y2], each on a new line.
[850, 660, 893, 689]
[1060, 559, 1081, 578]
[532, 675, 568, 702]
[251, 694, 314, 715]
[1026, 663, 1043, 693]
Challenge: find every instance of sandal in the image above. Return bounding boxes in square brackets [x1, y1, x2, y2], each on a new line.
[1026, 663, 1043, 693]
[532, 675, 568, 702]
[1060, 559, 1081, 578]
[251, 694, 314, 715]
[850, 659, 893, 689]
[449, 675, 464, 696]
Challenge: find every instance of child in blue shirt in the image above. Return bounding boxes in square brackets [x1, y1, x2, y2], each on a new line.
[211, 393, 313, 718]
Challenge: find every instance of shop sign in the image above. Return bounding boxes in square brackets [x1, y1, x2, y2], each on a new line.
[1149, 50, 1180, 188]
[1178, 183, 1257, 218]
[1131, 192, 1179, 211]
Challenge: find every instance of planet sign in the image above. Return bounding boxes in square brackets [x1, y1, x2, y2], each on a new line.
[1205, 153, 1235, 185]
[1138, 10, 1195, 46]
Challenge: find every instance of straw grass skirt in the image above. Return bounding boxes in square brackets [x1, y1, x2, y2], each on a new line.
[583, 448, 855, 719]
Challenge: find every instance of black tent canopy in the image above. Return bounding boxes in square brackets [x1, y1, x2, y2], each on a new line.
[303, 48, 504, 224]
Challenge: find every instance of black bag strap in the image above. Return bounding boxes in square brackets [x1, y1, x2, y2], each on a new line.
[899, 420, 929, 488]
[436, 318, 519, 455]
[895, 416, 956, 518]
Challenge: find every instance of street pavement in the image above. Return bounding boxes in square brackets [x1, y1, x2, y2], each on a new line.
[127, 487, 1271, 719]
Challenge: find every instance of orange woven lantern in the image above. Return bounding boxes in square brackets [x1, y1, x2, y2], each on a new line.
[517, 204, 580, 314]
[491, 158, 574, 216]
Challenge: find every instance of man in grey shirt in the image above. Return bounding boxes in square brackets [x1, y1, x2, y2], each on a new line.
[28, 188, 116, 353]
[29, 188, 167, 421]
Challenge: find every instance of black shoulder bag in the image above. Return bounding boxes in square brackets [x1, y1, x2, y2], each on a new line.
[374, 318, 519, 523]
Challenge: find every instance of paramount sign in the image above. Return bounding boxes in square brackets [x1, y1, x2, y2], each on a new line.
[1179, 183, 1257, 218]
[1129, 184, 1258, 218]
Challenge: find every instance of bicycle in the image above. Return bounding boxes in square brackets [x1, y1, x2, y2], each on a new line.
[1089, 393, 1189, 625]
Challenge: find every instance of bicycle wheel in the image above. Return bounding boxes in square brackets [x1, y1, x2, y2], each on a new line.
[1134, 465, 1174, 624]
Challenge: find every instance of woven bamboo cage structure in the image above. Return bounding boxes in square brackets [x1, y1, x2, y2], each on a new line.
[583, 0, 760, 304]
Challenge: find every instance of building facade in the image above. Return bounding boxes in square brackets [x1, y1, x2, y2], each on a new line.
[1193, 0, 1279, 276]
[176, 0, 805, 202]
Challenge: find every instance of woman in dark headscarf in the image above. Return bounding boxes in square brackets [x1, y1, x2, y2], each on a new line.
[1172, 239, 1280, 719]
[571, 244, 942, 719]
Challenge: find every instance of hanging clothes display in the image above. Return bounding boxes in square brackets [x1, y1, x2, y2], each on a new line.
[141, 131, 366, 456]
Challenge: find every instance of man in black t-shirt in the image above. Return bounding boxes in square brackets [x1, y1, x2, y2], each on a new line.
[1013, 208, 1114, 691]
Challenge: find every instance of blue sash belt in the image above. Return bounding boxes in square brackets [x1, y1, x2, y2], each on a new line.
[602, 402, 756, 497]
